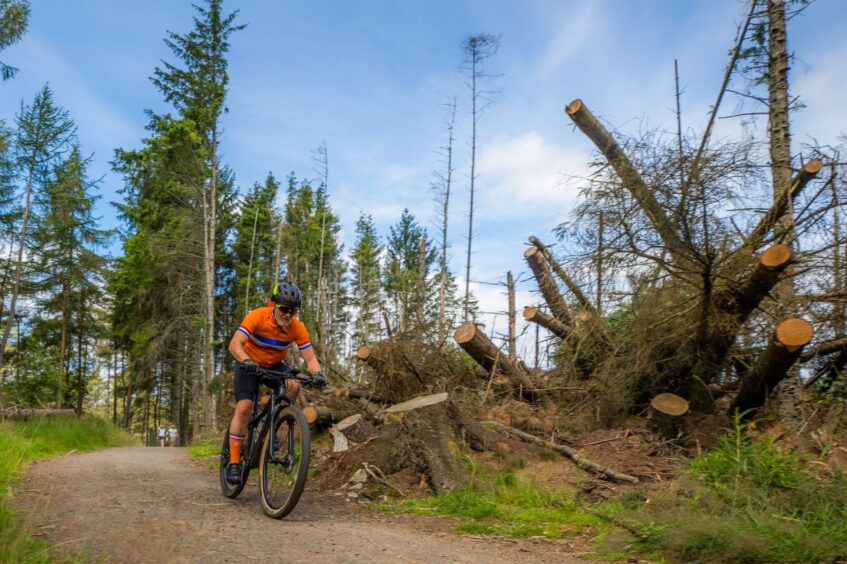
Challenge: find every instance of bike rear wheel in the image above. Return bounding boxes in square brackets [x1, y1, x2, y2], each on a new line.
[219, 430, 247, 498]
[259, 405, 310, 518]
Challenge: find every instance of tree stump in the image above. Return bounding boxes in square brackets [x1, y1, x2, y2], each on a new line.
[367, 393, 471, 495]
[330, 414, 378, 453]
[647, 393, 689, 440]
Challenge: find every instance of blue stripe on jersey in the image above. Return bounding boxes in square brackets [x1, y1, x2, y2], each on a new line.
[298, 342, 312, 350]
[249, 332, 291, 350]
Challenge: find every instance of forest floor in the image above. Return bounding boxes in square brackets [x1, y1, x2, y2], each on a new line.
[15, 446, 596, 563]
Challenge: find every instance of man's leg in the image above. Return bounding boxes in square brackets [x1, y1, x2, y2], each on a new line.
[228, 399, 253, 464]
[227, 362, 258, 484]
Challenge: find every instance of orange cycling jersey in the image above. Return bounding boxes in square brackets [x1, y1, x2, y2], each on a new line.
[237, 305, 311, 367]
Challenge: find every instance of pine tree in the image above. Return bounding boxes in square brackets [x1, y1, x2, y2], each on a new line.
[350, 213, 383, 345]
[149, 0, 243, 431]
[384, 209, 438, 337]
[0, 85, 76, 370]
[0, 0, 30, 80]
[30, 146, 111, 410]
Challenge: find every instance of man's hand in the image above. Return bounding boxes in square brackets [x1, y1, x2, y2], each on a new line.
[310, 371, 327, 389]
[241, 358, 259, 375]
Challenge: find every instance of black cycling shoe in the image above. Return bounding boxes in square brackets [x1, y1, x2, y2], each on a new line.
[226, 462, 243, 485]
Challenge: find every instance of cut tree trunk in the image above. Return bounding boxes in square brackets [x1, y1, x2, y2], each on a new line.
[565, 99, 690, 265]
[529, 236, 610, 346]
[334, 386, 387, 404]
[730, 318, 813, 415]
[483, 420, 638, 484]
[303, 405, 345, 428]
[647, 393, 689, 441]
[716, 244, 793, 324]
[454, 323, 548, 404]
[523, 306, 569, 340]
[523, 247, 573, 327]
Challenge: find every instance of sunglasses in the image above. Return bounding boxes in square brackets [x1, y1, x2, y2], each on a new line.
[274, 304, 297, 315]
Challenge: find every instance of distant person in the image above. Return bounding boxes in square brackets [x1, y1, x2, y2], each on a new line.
[225, 281, 326, 485]
[168, 424, 178, 447]
[157, 425, 166, 447]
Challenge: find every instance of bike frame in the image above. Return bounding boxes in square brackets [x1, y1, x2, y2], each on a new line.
[241, 367, 311, 471]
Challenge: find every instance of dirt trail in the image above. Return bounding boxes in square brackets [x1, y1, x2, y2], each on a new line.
[16, 447, 587, 563]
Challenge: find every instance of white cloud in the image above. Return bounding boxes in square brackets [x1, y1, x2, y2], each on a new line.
[476, 131, 589, 220]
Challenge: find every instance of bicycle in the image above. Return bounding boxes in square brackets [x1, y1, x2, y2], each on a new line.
[219, 366, 316, 518]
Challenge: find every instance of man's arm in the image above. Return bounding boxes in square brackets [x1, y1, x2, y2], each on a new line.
[229, 331, 251, 363]
[299, 345, 321, 375]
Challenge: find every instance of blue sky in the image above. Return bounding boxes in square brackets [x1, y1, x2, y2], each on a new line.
[3, 1, 846, 358]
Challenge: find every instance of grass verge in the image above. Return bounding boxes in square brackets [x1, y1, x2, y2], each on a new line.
[0, 415, 135, 563]
[387, 466, 632, 549]
[628, 414, 847, 563]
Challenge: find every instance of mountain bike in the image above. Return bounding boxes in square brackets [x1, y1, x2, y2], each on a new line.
[219, 366, 315, 518]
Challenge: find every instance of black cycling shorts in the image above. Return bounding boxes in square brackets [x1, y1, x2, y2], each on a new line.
[233, 361, 287, 402]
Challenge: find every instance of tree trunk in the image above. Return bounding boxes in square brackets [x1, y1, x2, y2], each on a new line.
[371, 393, 468, 494]
[523, 247, 572, 327]
[647, 393, 689, 440]
[507, 271, 516, 361]
[484, 420, 639, 484]
[454, 323, 545, 404]
[523, 306, 569, 340]
[565, 99, 690, 264]
[730, 318, 813, 415]
[0, 167, 35, 369]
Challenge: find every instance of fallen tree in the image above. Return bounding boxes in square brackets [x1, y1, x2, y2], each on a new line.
[483, 420, 638, 484]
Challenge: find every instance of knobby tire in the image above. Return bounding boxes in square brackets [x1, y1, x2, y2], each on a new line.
[259, 405, 310, 518]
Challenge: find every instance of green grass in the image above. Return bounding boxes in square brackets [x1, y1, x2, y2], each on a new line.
[629, 413, 847, 563]
[189, 432, 220, 459]
[0, 415, 135, 563]
[393, 467, 609, 541]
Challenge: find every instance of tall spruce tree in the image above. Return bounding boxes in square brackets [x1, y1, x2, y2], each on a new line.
[229, 173, 281, 319]
[280, 176, 346, 363]
[384, 209, 438, 337]
[31, 146, 111, 410]
[0, 0, 30, 80]
[112, 116, 206, 433]
[350, 213, 383, 346]
[0, 85, 75, 370]
[150, 0, 242, 430]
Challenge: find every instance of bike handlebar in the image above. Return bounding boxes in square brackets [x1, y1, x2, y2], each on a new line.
[255, 366, 318, 387]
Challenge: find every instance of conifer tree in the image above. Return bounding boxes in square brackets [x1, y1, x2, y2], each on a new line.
[31, 146, 111, 409]
[0, 0, 30, 80]
[350, 213, 383, 345]
[149, 0, 242, 430]
[384, 209, 438, 337]
[0, 85, 75, 369]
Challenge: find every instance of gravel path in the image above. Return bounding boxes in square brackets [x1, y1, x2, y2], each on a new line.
[16, 447, 587, 563]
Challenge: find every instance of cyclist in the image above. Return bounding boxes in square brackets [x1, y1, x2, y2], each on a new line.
[225, 281, 326, 485]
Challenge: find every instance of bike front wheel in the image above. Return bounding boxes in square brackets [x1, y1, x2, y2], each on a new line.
[259, 405, 310, 518]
